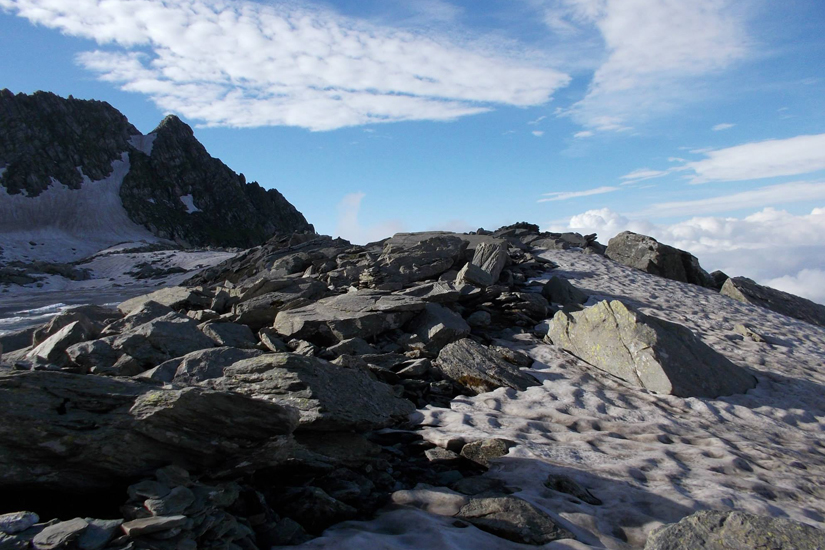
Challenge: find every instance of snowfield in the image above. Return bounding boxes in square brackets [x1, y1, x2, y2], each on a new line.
[291, 248, 825, 549]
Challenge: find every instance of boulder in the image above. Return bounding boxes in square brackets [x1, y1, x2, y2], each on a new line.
[606, 232, 713, 287]
[394, 281, 462, 303]
[547, 300, 757, 398]
[407, 303, 471, 352]
[0, 370, 298, 491]
[102, 301, 175, 335]
[542, 276, 588, 306]
[273, 291, 425, 343]
[112, 312, 217, 366]
[66, 338, 121, 372]
[32, 306, 119, 345]
[230, 279, 328, 330]
[0, 512, 39, 535]
[644, 510, 825, 550]
[471, 242, 508, 283]
[118, 286, 211, 315]
[457, 496, 575, 545]
[209, 353, 415, 431]
[721, 276, 825, 328]
[455, 263, 494, 287]
[373, 235, 467, 285]
[0, 327, 37, 355]
[31, 517, 88, 550]
[151, 347, 262, 384]
[26, 321, 93, 367]
[435, 338, 540, 394]
[460, 439, 516, 467]
[326, 337, 378, 356]
[200, 322, 257, 349]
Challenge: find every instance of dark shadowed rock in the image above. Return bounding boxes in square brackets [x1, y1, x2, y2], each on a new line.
[457, 496, 575, 545]
[721, 276, 825, 328]
[366, 235, 467, 287]
[32, 306, 119, 346]
[144, 347, 262, 384]
[606, 231, 713, 287]
[644, 510, 825, 550]
[407, 303, 471, 352]
[230, 279, 328, 330]
[210, 353, 415, 431]
[435, 338, 540, 394]
[542, 276, 588, 306]
[273, 291, 425, 343]
[118, 287, 211, 316]
[113, 312, 217, 365]
[547, 300, 757, 398]
[31, 517, 88, 550]
[102, 301, 174, 335]
[26, 321, 93, 367]
[200, 322, 257, 349]
[0, 370, 298, 491]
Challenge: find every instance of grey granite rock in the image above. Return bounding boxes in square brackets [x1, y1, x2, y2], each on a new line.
[606, 231, 713, 288]
[435, 338, 540, 395]
[547, 300, 757, 398]
[457, 496, 575, 545]
[722, 276, 825, 328]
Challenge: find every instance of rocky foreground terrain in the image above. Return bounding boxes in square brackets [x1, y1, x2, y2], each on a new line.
[1, 224, 824, 549]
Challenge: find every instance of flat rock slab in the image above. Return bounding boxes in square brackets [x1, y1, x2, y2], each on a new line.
[210, 353, 415, 431]
[435, 338, 540, 395]
[375, 235, 467, 284]
[547, 300, 757, 398]
[0, 370, 298, 491]
[645, 510, 825, 550]
[121, 515, 187, 537]
[457, 496, 575, 545]
[119, 287, 211, 315]
[273, 291, 425, 343]
[722, 276, 825, 328]
[0, 512, 39, 535]
[32, 517, 88, 549]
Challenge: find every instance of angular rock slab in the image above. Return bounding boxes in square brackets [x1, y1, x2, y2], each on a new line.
[376, 235, 467, 284]
[606, 231, 712, 288]
[644, 510, 825, 550]
[435, 338, 540, 395]
[457, 496, 575, 545]
[118, 286, 211, 315]
[211, 353, 415, 431]
[273, 291, 425, 343]
[547, 300, 756, 398]
[0, 370, 298, 491]
[471, 242, 508, 283]
[407, 303, 471, 353]
[722, 276, 825, 328]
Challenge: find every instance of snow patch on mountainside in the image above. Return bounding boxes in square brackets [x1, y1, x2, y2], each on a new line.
[179, 194, 200, 213]
[128, 133, 157, 155]
[0, 153, 160, 263]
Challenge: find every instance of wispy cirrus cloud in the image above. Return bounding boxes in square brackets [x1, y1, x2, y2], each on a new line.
[0, 0, 570, 131]
[541, 0, 750, 133]
[712, 122, 735, 131]
[539, 185, 619, 202]
[686, 133, 825, 183]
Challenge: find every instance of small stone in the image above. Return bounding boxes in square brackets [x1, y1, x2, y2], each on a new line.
[466, 310, 491, 327]
[32, 518, 88, 550]
[0, 511, 39, 535]
[396, 359, 431, 378]
[425, 447, 461, 463]
[391, 486, 469, 516]
[77, 519, 123, 550]
[460, 439, 515, 467]
[145, 486, 195, 516]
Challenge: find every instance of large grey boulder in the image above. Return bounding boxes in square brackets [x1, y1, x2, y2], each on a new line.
[32, 305, 119, 345]
[644, 510, 825, 550]
[118, 286, 212, 315]
[722, 276, 825, 328]
[547, 300, 756, 398]
[113, 312, 217, 366]
[200, 322, 257, 349]
[435, 338, 540, 394]
[0, 327, 37, 355]
[208, 353, 415, 431]
[372, 235, 467, 285]
[101, 301, 175, 335]
[457, 496, 575, 545]
[407, 303, 471, 352]
[606, 232, 713, 287]
[0, 370, 298, 491]
[230, 279, 328, 330]
[471, 242, 508, 283]
[273, 291, 425, 343]
[455, 263, 494, 287]
[26, 321, 93, 367]
[143, 347, 263, 384]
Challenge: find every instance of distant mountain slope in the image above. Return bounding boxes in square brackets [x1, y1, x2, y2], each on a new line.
[0, 89, 312, 259]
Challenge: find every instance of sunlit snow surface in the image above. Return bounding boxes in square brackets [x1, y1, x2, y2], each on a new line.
[0, 154, 160, 263]
[291, 249, 825, 550]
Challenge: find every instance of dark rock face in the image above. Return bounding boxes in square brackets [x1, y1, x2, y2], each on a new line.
[547, 300, 757, 398]
[0, 89, 312, 249]
[121, 115, 313, 247]
[0, 89, 137, 196]
[644, 510, 825, 550]
[435, 338, 540, 394]
[722, 276, 825, 328]
[606, 231, 713, 288]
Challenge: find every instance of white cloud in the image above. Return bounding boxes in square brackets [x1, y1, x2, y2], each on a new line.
[620, 168, 671, 183]
[550, 206, 825, 304]
[551, 0, 748, 133]
[637, 181, 825, 217]
[532, 130, 545, 137]
[573, 130, 593, 138]
[528, 115, 547, 125]
[539, 186, 619, 202]
[686, 133, 825, 183]
[2, 0, 570, 131]
[335, 192, 405, 244]
[712, 122, 735, 131]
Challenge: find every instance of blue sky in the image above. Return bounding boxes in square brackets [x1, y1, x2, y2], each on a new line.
[2, 0, 825, 301]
